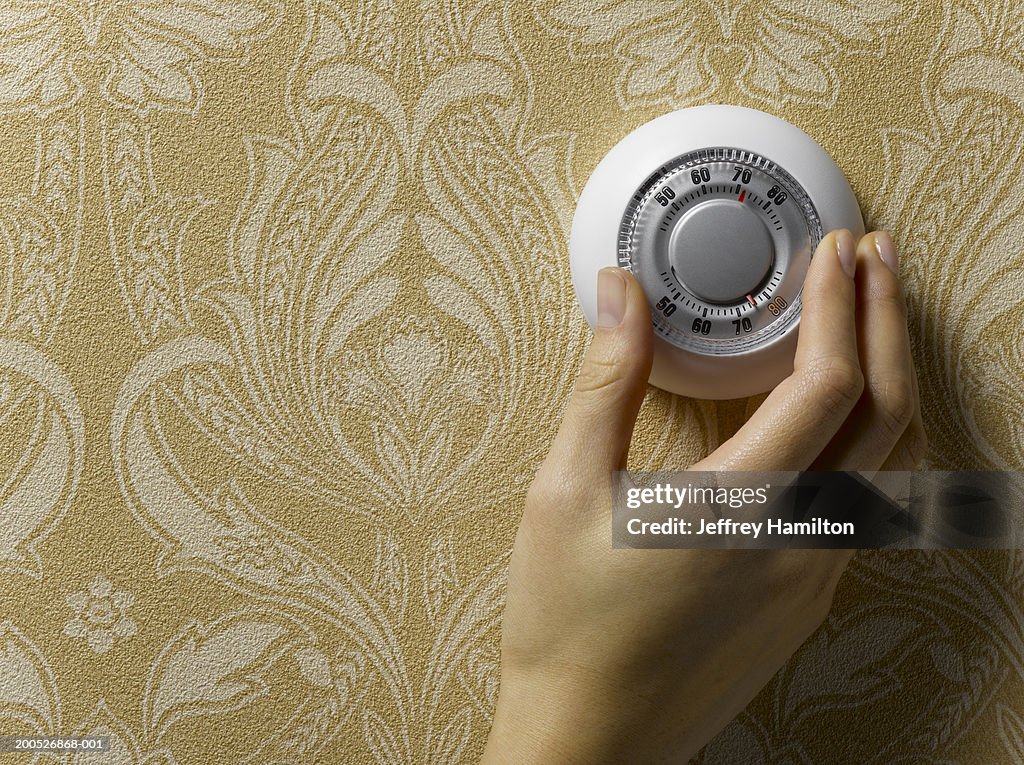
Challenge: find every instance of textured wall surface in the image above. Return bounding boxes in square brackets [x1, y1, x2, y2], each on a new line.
[0, 1, 1022, 763]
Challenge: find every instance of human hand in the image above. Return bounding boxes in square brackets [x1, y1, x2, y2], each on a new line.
[481, 230, 926, 764]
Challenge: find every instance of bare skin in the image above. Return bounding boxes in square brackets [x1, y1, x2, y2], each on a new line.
[481, 230, 926, 764]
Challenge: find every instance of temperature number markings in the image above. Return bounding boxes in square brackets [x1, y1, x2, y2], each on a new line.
[619, 147, 822, 356]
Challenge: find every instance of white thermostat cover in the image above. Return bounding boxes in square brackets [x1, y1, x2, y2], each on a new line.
[570, 104, 864, 400]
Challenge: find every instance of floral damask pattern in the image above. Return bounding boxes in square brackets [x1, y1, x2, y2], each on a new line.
[0, 0, 282, 116]
[0, 1, 1021, 763]
[535, 0, 920, 109]
[63, 574, 137, 654]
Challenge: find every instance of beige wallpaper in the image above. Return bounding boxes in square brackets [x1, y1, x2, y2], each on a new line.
[0, 1, 1021, 763]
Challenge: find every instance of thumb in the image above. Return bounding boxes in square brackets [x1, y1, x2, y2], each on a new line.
[547, 267, 653, 476]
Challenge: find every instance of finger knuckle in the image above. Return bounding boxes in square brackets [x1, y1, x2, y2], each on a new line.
[525, 473, 567, 513]
[799, 561, 846, 616]
[803, 356, 864, 413]
[808, 566, 844, 614]
[526, 461, 588, 512]
[865, 276, 908, 315]
[804, 590, 837, 631]
[904, 423, 929, 467]
[574, 354, 630, 400]
[868, 268, 909, 305]
[768, 551, 845, 622]
[870, 379, 916, 439]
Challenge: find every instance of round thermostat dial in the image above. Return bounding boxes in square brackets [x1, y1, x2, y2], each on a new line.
[570, 105, 864, 400]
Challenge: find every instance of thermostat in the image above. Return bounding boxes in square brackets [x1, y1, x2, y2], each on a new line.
[570, 105, 864, 399]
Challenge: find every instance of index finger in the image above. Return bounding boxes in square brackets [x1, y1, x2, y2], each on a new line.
[695, 229, 864, 471]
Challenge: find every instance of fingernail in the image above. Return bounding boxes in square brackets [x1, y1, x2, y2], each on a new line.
[597, 267, 627, 328]
[836, 230, 856, 278]
[874, 231, 898, 275]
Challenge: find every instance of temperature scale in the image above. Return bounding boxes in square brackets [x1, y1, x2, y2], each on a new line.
[570, 105, 864, 399]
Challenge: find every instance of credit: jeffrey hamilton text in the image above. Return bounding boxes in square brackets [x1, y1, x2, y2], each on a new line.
[626, 517, 856, 538]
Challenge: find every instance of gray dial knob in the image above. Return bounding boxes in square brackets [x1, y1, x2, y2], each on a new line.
[669, 199, 774, 304]
[620, 148, 820, 357]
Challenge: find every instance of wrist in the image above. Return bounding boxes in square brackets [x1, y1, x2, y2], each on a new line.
[480, 664, 698, 765]
[481, 670, 609, 765]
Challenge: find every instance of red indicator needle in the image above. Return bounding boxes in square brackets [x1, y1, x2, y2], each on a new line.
[746, 294, 756, 307]
[738, 190, 746, 203]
